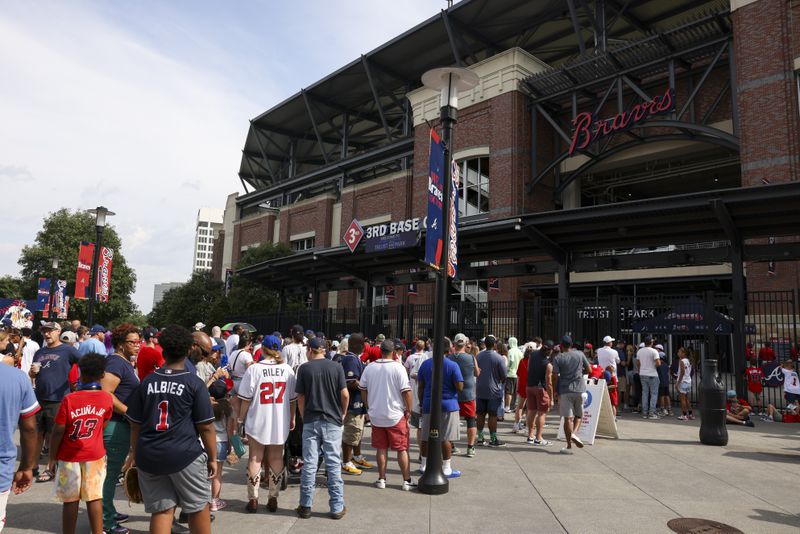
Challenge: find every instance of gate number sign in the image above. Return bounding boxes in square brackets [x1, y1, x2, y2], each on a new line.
[344, 219, 364, 253]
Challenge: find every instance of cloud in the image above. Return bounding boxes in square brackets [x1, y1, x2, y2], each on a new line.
[0, 1, 437, 315]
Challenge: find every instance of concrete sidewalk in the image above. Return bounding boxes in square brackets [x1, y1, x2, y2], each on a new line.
[5, 413, 799, 533]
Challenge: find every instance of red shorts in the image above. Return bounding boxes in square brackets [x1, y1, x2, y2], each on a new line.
[526, 387, 550, 413]
[371, 419, 409, 452]
[609, 389, 618, 406]
[459, 400, 476, 418]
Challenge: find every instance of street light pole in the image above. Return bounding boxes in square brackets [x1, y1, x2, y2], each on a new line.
[48, 257, 59, 321]
[87, 206, 114, 325]
[418, 67, 478, 496]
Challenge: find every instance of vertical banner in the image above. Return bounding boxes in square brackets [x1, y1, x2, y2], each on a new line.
[767, 236, 776, 276]
[224, 268, 233, 296]
[36, 278, 51, 312]
[52, 280, 68, 318]
[74, 241, 95, 299]
[408, 268, 418, 296]
[95, 247, 114, 302]
[385, 285, 396, 300]
[425, 129, 445, 270]
[447, 158, 459, 279]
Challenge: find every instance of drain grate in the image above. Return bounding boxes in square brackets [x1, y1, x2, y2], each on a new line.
[667, 518, 744, 534]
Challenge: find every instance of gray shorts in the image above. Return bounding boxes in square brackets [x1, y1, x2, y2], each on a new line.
[409, 412, 421, 429]
[420, 411, 460, 442]
[138, 453, 211, 514]
[559, 392, 584, 418]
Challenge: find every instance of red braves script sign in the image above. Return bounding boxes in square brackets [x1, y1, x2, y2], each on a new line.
[568, 88, 674, 155]
[344, 219, 364, 253]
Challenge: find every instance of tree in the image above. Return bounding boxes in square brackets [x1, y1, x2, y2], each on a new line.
[0, 276, 31, 300]
[18, 209, 138, 324]
[225, 242, 291, 315]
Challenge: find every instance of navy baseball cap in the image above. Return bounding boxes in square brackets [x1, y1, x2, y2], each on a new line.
[308, 337, 325, 350]
[89, 324, 106, 335]
[561, 334, 573, 347]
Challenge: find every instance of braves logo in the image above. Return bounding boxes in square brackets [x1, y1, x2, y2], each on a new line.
[762, 362, 785, 387]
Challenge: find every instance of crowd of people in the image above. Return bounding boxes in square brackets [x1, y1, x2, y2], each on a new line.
[1, 319, 799, 533]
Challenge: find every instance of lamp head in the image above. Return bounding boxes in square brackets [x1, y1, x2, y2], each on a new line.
[52, 257, 59, 269]
[88, 206, 115, 228]
[421, 67, 479, 110]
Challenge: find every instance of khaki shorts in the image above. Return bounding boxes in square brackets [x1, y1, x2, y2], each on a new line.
[342, 413, 365, 446]
[559, 392, 584, 418]
[55, 457, 106, 503]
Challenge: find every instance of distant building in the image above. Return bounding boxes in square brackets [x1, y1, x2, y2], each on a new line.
[194, 207, 224, 272]
[153, 282, 183, 308]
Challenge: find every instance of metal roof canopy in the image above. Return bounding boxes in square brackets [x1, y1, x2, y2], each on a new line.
[237, 0, 725, 202]
[237, 182, 800, 293]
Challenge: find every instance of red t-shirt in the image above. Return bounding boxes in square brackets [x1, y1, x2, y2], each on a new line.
[136, 345, 164, 381]
[726, 398, 750, 412]
[517, 358, 529, 395]
[744, 367, 763, 394]
[589, 364, 604, 380]
[55, 390, 114, 462]
[360, 345, 382, 363]
[607, 374, 619, 406]
[758, 347, 775, 362]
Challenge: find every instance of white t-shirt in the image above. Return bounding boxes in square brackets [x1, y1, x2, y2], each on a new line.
[225, 334, 240, 357]
[359, 359, 411, 427]
[20, 338, 40, 375]
[281, 342, 306, 371]
[782, 368, 800, 394]
[636, 347, 660, 377]
[229, 349, 254, 379]
[596, 346, 620, 372]
[407, 352, 431, 414]
[238, 361, 297, 445]
[679, 358, 692, 384]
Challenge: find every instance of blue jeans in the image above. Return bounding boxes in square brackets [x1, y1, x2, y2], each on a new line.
[640, 375, 659, 415]
[300, 419, 344, 513]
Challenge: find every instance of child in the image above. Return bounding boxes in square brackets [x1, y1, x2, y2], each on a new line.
[48, 354, 113, 534]
[781, 360, 800, 404]
[210, 381, 234, 512]
[603, 366, 619, 418]
[676, 347, 694, 420]
[744, 362, 764, 414]
[656, 345, 672, 416]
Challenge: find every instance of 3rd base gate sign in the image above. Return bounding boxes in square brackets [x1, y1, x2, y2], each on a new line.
[344, 219, 364, 252]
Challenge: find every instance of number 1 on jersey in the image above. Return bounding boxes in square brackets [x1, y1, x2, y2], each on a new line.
[156, 400, 170, 431]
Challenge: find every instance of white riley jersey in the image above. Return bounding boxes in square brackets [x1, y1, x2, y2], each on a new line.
[783, 369, 800, 394]
[238, 361, 297, 445]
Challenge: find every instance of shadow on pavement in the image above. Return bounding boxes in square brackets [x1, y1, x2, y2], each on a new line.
[748, 508, 800, 528]
[723, 450, 800, 464]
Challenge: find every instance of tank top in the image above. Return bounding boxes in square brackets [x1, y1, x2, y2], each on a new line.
[527, 350, 548, 388]
[680, 358, 692, 384]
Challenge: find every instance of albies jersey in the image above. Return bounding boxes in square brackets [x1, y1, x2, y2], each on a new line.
[783, 368, 800, 394]
[238, 361, 297, 445]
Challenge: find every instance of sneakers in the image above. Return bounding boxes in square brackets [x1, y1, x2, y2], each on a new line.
[687, 414, 696, 420]
[451, 445, 460, 454]
[446, 470, 462, 478]
[526, 437, 536, 445]
[114, 513, 129, 524]
[744, 419, 755, 427]
[504, 407, 513, 414]
[104, 526, 129, 534]
[342, 462, 362, 475]
[353, 456, 373, 469]
[466, 446, 476, 458]
[559, 447, 574, 455]
[677, 415, 688, 421]
[246, 499, 258, 513]
[511, 422, 521, 433]
[330, 506, 347, 520]
[266, 497, 278, 513]
[533, 439, 552, 446]
[648, 414, 660, 420]
[570, 435, 584, 448]
[210, 498, 227, 512]
[374, 478, 386, 489]
[476, 437, 487, 446]
[488, 438, 506, 447]
[296, 505, 311, 519]
[402, 479, 418, 491]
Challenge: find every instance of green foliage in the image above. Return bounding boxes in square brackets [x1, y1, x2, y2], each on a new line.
[147, 242, 292, 328]
[0, 276, 30, 300]
[17, 209, 138, 324]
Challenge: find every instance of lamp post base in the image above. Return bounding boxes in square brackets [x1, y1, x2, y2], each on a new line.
[417, 466, 449, 495]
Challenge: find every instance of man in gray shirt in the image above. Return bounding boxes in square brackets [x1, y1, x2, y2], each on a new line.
[474, 335, 507, 447]
[552, 335, 591, 454]
[447, 333, 480, 457]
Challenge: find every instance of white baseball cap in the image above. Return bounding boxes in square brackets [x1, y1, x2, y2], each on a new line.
[453, 333, 469, 345]
[603, 335, 615, 344]
[655, 344, 664, 351]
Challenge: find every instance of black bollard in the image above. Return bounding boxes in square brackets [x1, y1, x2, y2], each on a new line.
[699, 359, 728, 446]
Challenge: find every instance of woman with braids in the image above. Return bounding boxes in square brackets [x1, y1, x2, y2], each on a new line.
[237, 335, 296, 514]
[100, 323, 141, 534]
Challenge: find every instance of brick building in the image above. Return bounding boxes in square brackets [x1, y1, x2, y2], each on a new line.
[215, 0, 800, 353]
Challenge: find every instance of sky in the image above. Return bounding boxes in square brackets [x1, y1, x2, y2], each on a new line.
[0, 0, 441, 314]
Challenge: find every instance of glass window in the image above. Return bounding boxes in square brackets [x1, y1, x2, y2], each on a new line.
[291, 236, 316, 251]
[457, 156, 490, 216]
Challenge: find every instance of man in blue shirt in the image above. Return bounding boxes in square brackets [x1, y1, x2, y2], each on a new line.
[0, 362, 40, 531]
[78, 324, 107, 357]
[417, 337, 464, 478]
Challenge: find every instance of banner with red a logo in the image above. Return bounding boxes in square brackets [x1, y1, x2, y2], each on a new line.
[75, 242, 94, 299]
[95, 247, 114, 302]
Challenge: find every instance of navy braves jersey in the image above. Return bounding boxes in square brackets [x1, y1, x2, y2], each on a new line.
[126, 367, 214, 475]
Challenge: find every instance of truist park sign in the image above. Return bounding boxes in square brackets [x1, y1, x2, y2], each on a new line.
[568, 88, 674, 156]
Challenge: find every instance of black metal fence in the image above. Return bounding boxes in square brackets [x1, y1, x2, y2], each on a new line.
[231, 290, 799, 407]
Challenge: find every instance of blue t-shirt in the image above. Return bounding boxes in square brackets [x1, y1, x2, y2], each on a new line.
[340, 353, 365, 414]
[104, 354, 140, 422]
[418, 357, 464, 414]
[32, 343, 81, 403]
[0, 365, 40, 491]
[657, 356, 670, 386]
[126, 367, 214, 475]
[78, 338, 107, 357]
[475, 349, 507, 400]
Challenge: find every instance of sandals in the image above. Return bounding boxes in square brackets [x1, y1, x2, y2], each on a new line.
[36, 468, 54, 483]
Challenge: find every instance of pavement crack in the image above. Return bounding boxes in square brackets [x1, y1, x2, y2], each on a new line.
[510, 452, 568, 533]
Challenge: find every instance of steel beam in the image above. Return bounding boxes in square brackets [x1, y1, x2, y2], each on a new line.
[521, 225, 567, 264]
[566, 0, 587, 55]
[301, 89, 330, 164]
[361, 56, 392, 142]
[441, 9, 464, 66]
[677, 42, 726, 120]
